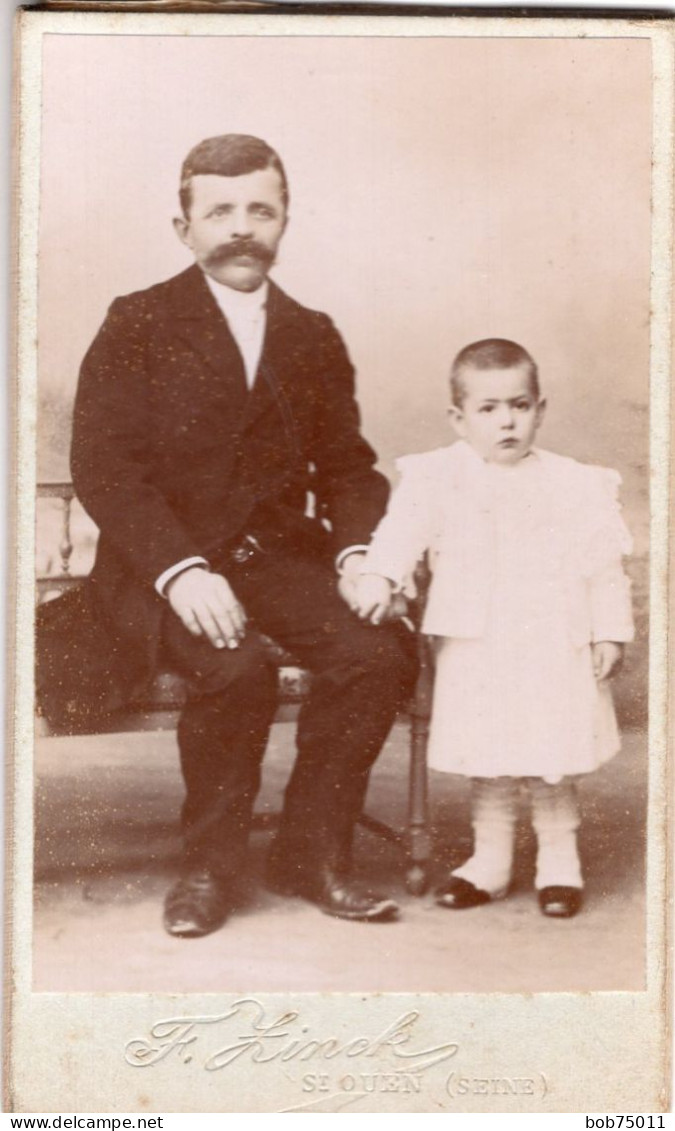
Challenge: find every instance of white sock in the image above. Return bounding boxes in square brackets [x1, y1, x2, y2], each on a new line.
[529, 778, 583, 890]
[452, 777, 518, 895]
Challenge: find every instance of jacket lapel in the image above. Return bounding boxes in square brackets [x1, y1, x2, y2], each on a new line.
[168, 265, 249, 412]
[241, 281, 301, 434]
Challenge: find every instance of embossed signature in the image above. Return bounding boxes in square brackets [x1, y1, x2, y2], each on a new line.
[125, 997, 459, 1075]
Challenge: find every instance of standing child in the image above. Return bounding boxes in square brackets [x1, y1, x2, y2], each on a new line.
[356, 339, 634, 918]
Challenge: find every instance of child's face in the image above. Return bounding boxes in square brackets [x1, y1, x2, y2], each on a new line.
[450, 363, 546, 465]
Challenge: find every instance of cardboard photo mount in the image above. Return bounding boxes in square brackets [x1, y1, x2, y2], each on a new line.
[6, 2, 673, 1114]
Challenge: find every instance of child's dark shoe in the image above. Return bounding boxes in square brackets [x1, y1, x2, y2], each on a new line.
[537, 885, 583, 918]
[435, 876, 495, 910]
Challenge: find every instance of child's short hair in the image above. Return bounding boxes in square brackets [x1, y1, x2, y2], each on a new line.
[450, 338, 540, 407]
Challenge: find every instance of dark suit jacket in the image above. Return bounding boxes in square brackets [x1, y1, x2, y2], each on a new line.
[37, 265, 389, 725]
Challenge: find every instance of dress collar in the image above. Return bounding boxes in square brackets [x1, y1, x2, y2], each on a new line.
[455, 439, 540, 466]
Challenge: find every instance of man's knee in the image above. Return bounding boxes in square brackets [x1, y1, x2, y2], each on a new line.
[184, 634, 278, 704]
[373, 624, 419, 691]
[328, 621, 419, 692]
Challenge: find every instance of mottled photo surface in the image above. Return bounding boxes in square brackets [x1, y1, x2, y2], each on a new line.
[7, 9, 670, 1115]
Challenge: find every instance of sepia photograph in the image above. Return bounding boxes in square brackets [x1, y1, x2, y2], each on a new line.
[6, 6, 671, 1114]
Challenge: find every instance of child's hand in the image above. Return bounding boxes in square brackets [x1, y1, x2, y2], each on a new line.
[389, 591, 411, 623]
[592, 641, 624, 681]
[353, 573, 395, 625]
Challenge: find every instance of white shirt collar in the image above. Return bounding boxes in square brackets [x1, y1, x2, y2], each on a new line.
[203, 272, 268, 319]
[202, 273, 268, 389]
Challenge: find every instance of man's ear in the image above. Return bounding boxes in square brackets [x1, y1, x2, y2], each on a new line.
[448, 405, 466, 439]
[535, 398, 547, 428]
[173, 215, 192, 248]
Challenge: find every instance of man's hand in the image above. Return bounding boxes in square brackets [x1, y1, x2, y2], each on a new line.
[592, 641, 624, 681]
[166, 567, 247, 650]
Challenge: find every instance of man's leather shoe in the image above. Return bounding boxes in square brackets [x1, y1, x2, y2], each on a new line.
[435, 875, 496, 910]
[537, 885, 583, 918]
[268, 865, 399, 923]
[163, 870, 232, 938]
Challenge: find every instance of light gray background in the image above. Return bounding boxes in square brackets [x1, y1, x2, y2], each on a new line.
[37, 30, 651, 492]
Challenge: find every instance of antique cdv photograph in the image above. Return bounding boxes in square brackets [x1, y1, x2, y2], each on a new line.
[5, 4, 672, 1114]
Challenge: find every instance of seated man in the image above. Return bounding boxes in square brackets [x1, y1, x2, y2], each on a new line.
[39, 134, 417, 937]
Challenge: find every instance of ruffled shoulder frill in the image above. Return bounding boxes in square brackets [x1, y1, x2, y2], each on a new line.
[584, 463, 633, 549]
[393, 445, 458, 479]
[384, 449, 455, 552]
[547, 455, 634, 575]
[393, 441, 479, 495]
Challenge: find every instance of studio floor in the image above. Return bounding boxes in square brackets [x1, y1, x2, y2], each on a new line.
[33, 723, 646, 994]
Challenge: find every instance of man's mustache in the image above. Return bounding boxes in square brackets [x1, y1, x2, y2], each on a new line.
[204, 240, 275, 270]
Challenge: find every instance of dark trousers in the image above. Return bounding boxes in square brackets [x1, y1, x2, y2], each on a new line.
[160, 543, 418, 881]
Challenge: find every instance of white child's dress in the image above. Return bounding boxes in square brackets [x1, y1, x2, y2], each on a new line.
[364, 442, 634, 782]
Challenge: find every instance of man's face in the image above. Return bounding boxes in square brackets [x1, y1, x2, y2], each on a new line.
[450, 363, 546, 465]
[174, 167, 287, 292]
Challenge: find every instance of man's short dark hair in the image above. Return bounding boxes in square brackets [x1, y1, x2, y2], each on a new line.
[450, 338, 540, 407]
[179, 134, 289, 218]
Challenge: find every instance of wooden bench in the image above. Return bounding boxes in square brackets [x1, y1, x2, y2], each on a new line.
[36, 481, 433, 893]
